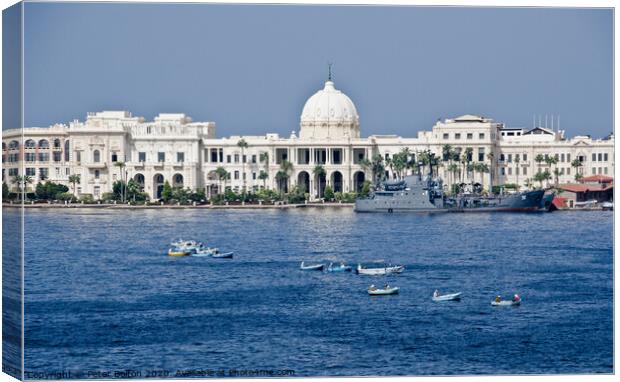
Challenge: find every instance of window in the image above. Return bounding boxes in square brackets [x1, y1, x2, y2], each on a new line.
[54, 139, 61, 149]
[385, 153, 390, 160]
[93, 150, 100, 163]
[66, 168, 70, 175]
[177, 152, 185, 163]
[604, 153, 608, 162]
[158, 152, 165, 162]
[592, 167, 596, 175]
[499, 154, 505, 162]
[53, 152, 62, 162]
[64, 141, 70, 161]
[479, 133, 485, 140]
[25, 153, 36, 162]
[508, 168, 512, 175]
[466, 133, 473, 140]
[38, 153, 49, 162]
[523, 167, 527, 175]
[567, 154, 571, 162]
[516, 167, 519, 175]
[515, 154, 520, 162]
[243, 155, 247, 163]
[227, 155, 231, 163]
[561, 153, 565, 162]
[25, 140, 35, 148]
[592, 153, 596, 161]
[26, 168, 35, 176]
[567, 168, 570, 175]
[243, 172, 246, 180]
[478, 148, 485, 162]
[598, 153, 602, 162]
[9, 168, 18, 176]
[210, 149, 218, 162]
[234, 154, 239, 163]
[443, 133, 449, 139]
[523, 154, 527, 162]
[252, 172, 256, 180]
[94, 186, 100, 199]
[94, 170, 100, 179]
[252, 155, 257, 163]
[138, 152, 146, 162]
[604, 167, 608, 174]
[234, 171, 239, 180]
[500, 168, 505, 176]
[39, 168, 48, 180]
[507, 154, 512, 163]
[455, 133, 461, 140]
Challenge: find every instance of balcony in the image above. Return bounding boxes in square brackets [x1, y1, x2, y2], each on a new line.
[84, 162, 107, 169]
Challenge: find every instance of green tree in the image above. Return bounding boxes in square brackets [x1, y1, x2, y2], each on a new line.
[215, 166, 228, 194]
[237, 138, 249, 193]
[68, 174, 81, 196]
[571, 158, 583, 180]
[258, 170, 268, 189]
[259, 151, 269, 187]
[161, 180, 173, 202]
[12, 175, 33, 194]
[312, 165, 326, 198]
[114, 161, 126, 202]
[323, 185, 334, 201]
[277, 160, 293, 194]
[2, 182, 9, 200]
[534, 154, 545, 175]
[359, 180, 372, 197]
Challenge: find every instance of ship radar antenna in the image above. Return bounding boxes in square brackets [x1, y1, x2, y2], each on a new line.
[328, 62, 333, 81]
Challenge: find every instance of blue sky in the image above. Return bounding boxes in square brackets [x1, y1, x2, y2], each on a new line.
[15, 3, 613, 138]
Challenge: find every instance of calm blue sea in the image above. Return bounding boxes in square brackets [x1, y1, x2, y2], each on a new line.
[10, 208, 615, 377]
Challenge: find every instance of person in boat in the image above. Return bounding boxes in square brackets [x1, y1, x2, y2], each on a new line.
[512, 294, 521, 303]
[433, 290, 440, 298]
[369, 284, 376, 291]
[495, 295, 501, 303]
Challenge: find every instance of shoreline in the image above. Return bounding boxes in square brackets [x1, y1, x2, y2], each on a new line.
[1, 202, 611, 212]
[1, 202, 355, 210]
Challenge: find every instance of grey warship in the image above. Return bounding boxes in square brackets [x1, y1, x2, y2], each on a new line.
[354, 172, 550, 213]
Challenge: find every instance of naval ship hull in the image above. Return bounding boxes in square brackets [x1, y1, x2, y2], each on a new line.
[452, 189, 548, 213]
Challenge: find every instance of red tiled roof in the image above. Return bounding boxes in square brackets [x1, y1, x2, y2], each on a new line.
[580, 175, 614, 183]
[558, 183, 614, 193]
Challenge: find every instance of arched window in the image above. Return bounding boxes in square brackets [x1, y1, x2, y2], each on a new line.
[25, 139, 35, 148]
[9, 140, 19, 149]
[38, 139, 49, 149]
[53, 139, 61, 148]
[64, 141, 70, 161]
[2, 142, 6, 150]
[93, 150, 100, 163]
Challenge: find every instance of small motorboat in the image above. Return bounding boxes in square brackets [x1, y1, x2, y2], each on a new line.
[211, 250, 233, 259]
[601, 201, 613, 211]
[168, 248, 189, 257]
[356, 264, 404, 275]
[491, 295, 521, 306]
[327, 262, 352, 272]
[300, 261, 324, 271]
[432, 292, 462, 301]
[190, 247, 217, 257]
[368, 284, 400, 296]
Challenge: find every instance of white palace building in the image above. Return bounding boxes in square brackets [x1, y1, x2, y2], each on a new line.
[2, 78, 614, 200]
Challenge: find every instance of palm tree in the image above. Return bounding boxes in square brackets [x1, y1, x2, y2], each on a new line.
[312, 165, 326, 198]
[535, 154, 545, 174]
[237, 139, 249, 193]
[553, 168, 561, 187]
[571, 158, 583, 180]
[442, 144, 453, 186]
[475, 162, 489, 189]
[447, 163, 460, 191]
[215, 166, 228, 194]
[114, 161, 126, 202]
[12, 175, 33, 194]
[68, 174, 81, 196]
[277, 160, 293, 194]
[258, 170, 268, 189]
[486, 152, 495, 192]
[514, 155, 520, 188]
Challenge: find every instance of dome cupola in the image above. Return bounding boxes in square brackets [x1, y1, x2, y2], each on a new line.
[300, 77, 360, 139]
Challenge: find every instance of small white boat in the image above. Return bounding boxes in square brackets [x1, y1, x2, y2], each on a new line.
[327, 262, 352, 272]
[300, 261, 324, 271]
[432, 292, 462, 301]
[356, 264, 404, 275]
[491, 295, 521, 306]
[601, 201, 613, 211]
[211, 250, 233, 259]
[368, 284, 400, 295]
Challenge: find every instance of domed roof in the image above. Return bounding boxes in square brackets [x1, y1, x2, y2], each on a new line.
[299, 80, 360, 139]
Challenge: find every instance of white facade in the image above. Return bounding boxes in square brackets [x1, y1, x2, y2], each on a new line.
[2, 79, 614, 199]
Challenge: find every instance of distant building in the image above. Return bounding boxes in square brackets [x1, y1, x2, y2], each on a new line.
[557, 175, 614, 208]
[2, 77, 614, 200]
